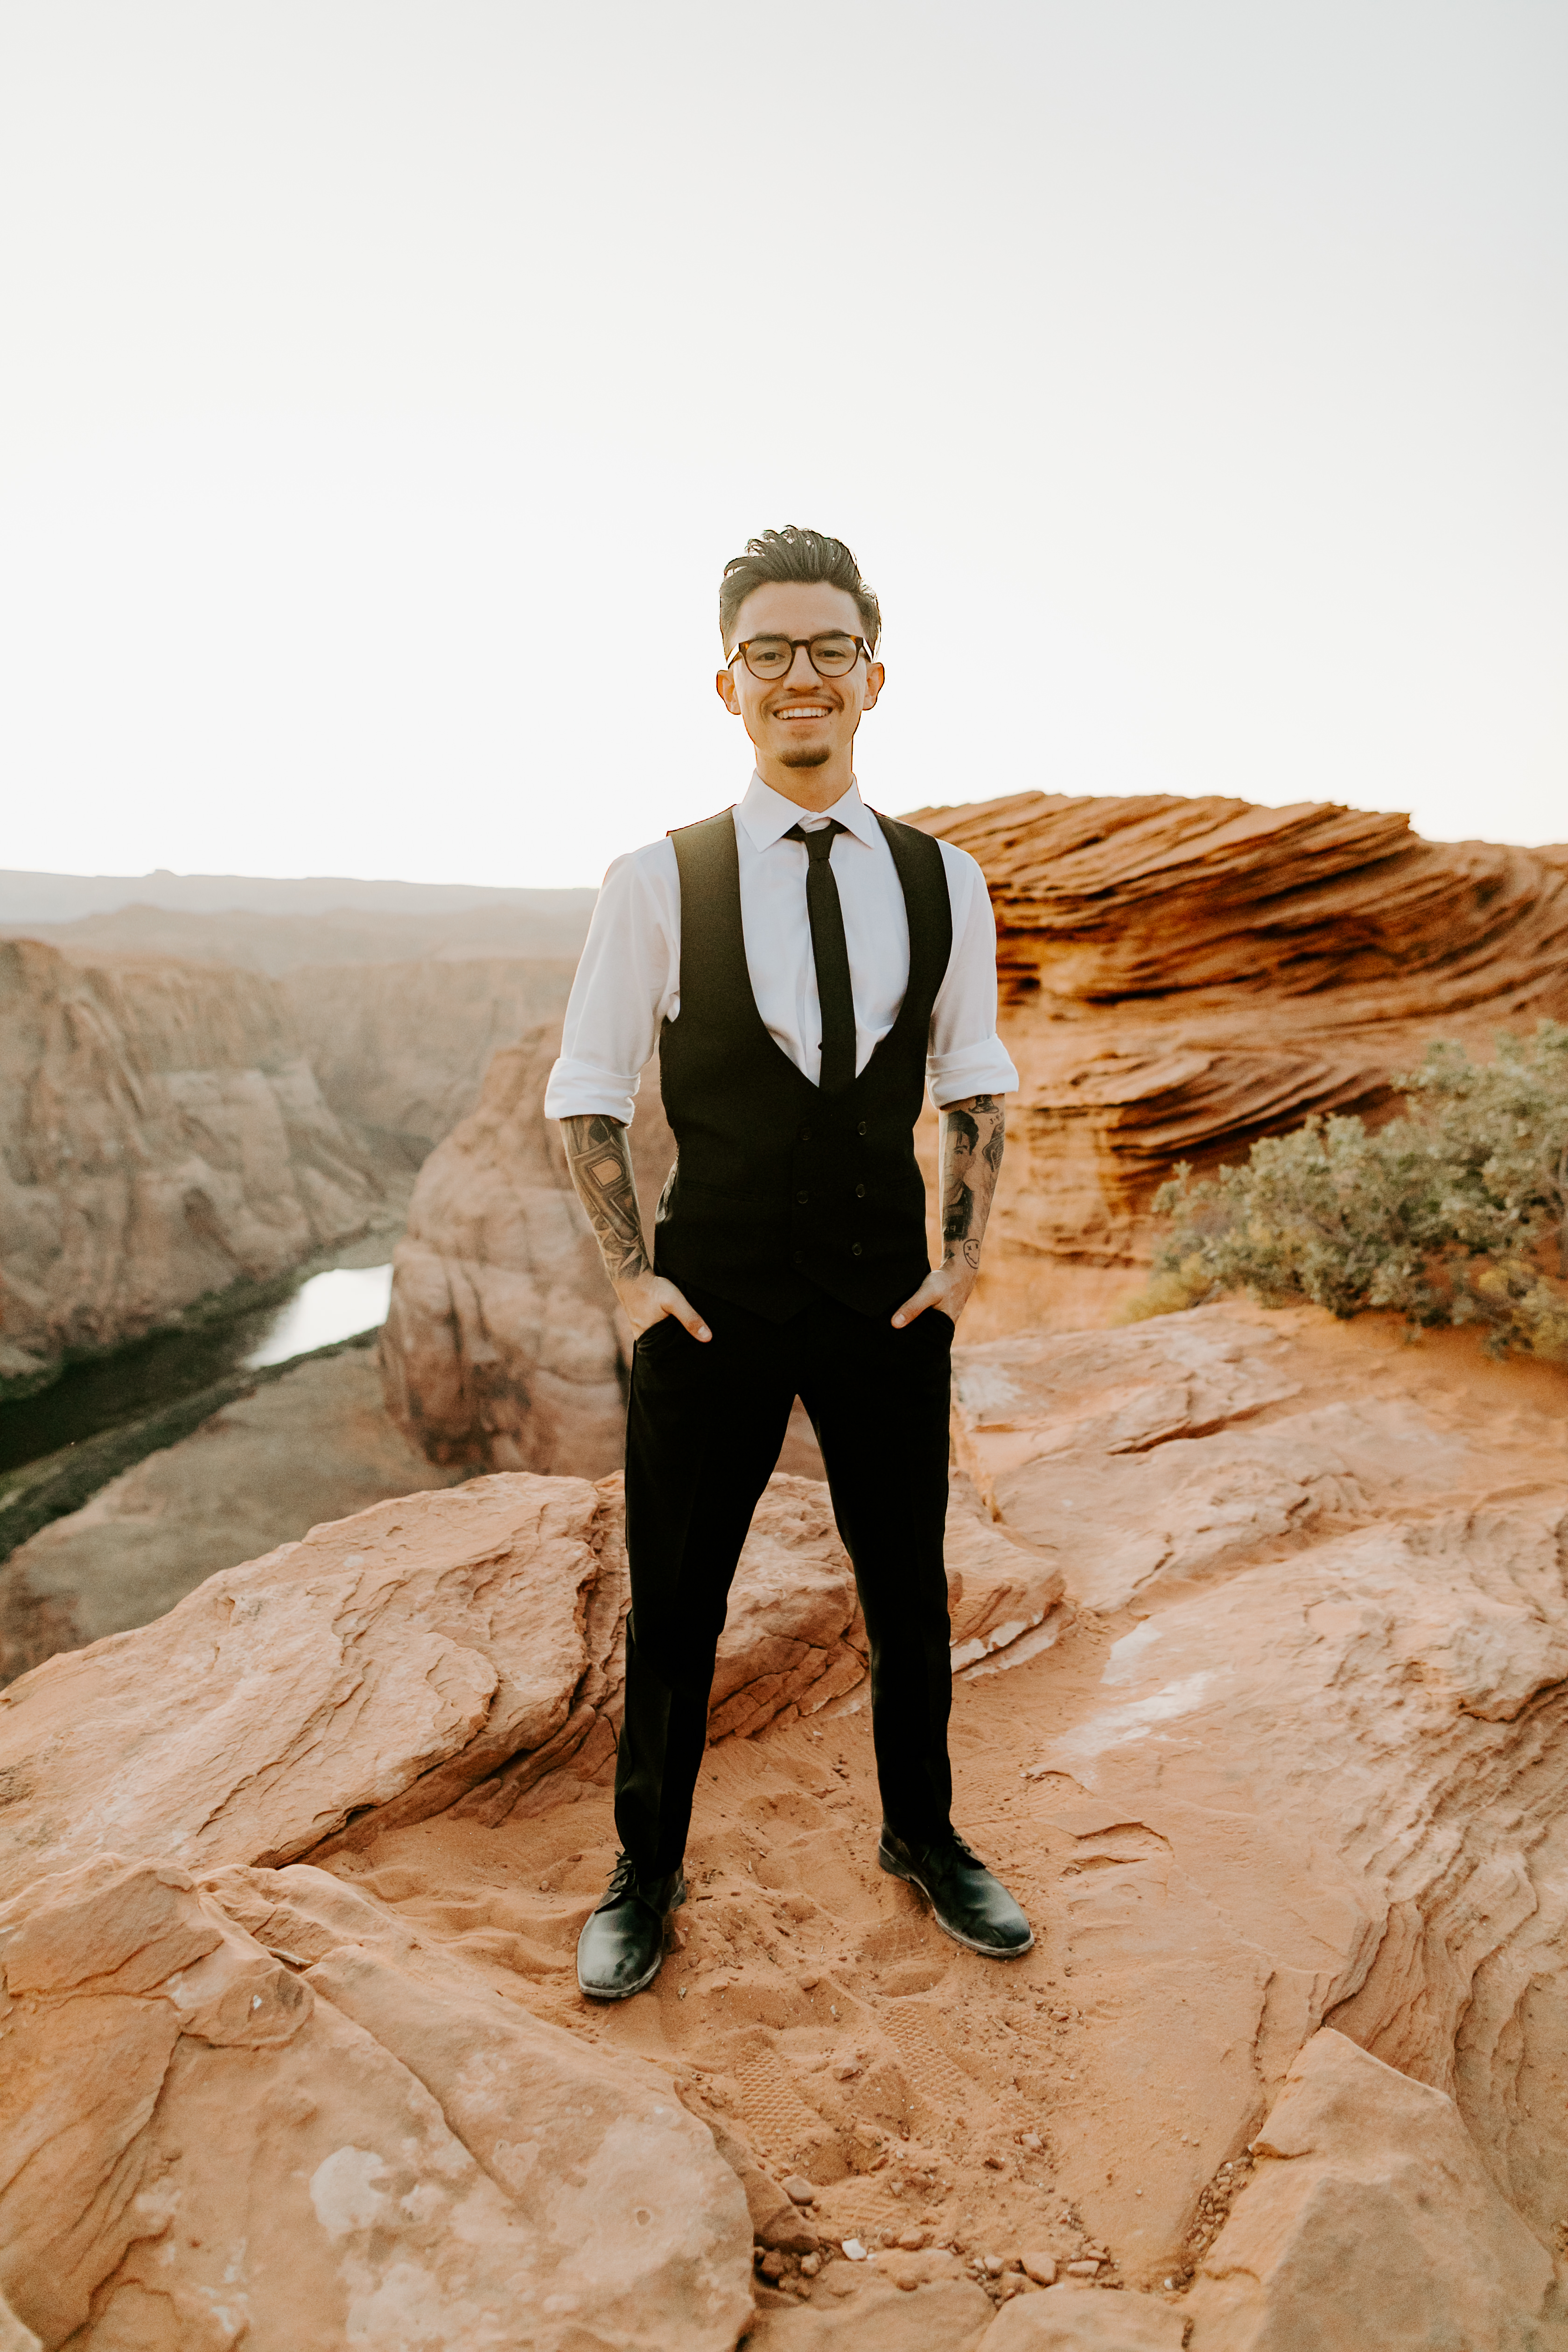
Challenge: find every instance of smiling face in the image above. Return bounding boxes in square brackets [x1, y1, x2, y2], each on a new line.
[716, 580, 884, 786]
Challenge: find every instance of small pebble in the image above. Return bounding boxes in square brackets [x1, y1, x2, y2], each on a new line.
[800, 1974, 819, 1990]
[783, 2176, 816, 2206]
[1021, 2252, 1057, 2286]
[984, 2254, 1005, 2276]
[841, 2239, 867, 2262]
[799, 2254, 821, 2278]
[898, 2230, 926, 2251]
[1066, 2258, 1101, 2277]
[756, 2250, 784, 2280]
[1020, 2132, 1043, 2153]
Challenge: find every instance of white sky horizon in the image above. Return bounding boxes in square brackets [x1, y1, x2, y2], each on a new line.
[3, 3, 1563, 891]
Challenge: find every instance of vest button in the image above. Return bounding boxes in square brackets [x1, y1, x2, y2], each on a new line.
[851, 1242, 863, 1258]
[856, 1120, 868, 1137]
[797, 1191, 809, 1204]
[854, 1183, 866, 1199]
[798, 1124, 811, 1142]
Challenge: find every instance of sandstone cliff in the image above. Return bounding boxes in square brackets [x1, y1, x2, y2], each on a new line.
[910, 794, 1568, 1332]
[0, 940, 380, 1398]
[281, 956, 575, 1161]
[378, 1027, 679, 1478]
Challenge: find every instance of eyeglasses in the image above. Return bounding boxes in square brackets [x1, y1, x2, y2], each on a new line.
[725, 632, 872, 681]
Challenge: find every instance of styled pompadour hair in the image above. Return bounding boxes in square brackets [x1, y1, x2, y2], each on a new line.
[719, 526, 882, 652]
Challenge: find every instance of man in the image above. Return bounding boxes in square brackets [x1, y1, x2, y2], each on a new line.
[545, 525, 1032, 2000]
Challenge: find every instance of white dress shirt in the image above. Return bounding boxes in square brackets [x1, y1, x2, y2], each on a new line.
[544, 774, 1018, 1125]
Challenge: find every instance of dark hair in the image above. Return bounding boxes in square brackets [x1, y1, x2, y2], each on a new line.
[719, 526, 882, 652]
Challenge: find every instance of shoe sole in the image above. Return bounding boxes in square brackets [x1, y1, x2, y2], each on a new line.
[879, 1851, 1035, 1960]
[577, 1880, 686, 2001]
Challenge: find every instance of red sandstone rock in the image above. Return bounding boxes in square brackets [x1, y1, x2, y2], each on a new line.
[1185, 2030, 1559, 2348]
[987, 2292, 1187, 2345]
[378, 1026, 677, 1477]
[3, 1305, 1567, 2346]
[0, 1450, 1055, 1897]
[0, 1854, 749, 2351]
[0, 938, 379, 1395]
[908, 794, 1568, 1333]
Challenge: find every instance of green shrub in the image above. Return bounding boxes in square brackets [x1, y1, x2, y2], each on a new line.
[1120, 1021, 1568, 1360]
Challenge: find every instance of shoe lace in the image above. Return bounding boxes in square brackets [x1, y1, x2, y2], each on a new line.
[603, 1850, 637, 1903]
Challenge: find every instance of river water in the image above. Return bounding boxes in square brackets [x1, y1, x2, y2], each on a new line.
[0, 1265, 395, 1478]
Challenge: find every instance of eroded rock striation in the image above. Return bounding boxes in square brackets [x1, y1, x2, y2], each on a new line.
[0, 1467, 1056, 1899]
[0, 939, 379, 1398]
[910, 794, 1568, 1330]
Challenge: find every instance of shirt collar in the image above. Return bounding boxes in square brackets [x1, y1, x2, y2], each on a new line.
[736, 771, 882, 854]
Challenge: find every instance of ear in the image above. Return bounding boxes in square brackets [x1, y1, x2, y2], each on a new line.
[861, 659, 886, 713]
[716, 665, 743, 715]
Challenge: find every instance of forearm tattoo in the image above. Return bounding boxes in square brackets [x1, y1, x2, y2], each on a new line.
[940, 1093, 1006, 1274]
[561, 1114, 648, 1287]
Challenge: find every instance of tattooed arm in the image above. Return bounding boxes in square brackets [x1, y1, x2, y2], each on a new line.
[560, 1113, 711, 1342]
[891, 1092, 1007, 1330]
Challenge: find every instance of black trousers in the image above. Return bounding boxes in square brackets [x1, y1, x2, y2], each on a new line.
[616, 1283, 956, 1877]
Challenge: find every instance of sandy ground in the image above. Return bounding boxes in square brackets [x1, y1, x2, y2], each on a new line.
[329, 1590, 1169, 2304]
[323, 1309, 1568, 2324]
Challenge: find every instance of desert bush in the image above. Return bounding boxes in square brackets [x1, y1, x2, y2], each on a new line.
[1121, 1021, 1568, 1359]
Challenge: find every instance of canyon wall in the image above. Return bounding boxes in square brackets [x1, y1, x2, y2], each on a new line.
[281, 956, 575, 1162]
[378, 1027, 676, 1478]
[0, 940, 380, 1398]
[910, 794, 1568, 1332]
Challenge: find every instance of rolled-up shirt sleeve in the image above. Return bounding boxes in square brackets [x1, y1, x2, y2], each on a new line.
[926, 839, 1019, 1106]
[543, 840, 681, 1125]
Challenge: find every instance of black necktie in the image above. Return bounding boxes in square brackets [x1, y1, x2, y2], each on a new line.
[784, 819, 855, 1095]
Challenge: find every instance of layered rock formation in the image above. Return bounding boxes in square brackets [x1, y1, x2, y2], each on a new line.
[378, 1027, 679, 1478]
[0, 1460, 1056, 2348]
[910, 794, 1568, 1331]
[380, 796, 1568, 1472]
[281, 956, 575, 1162]
[4, 1305, 1566, 2346]
[0, 1467, 1057, 1898]
[0, 940, 379, 1398]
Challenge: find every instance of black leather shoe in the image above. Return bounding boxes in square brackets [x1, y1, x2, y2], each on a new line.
[879, 1827, 1034, 1959]
[576, 1852, 686, 2000]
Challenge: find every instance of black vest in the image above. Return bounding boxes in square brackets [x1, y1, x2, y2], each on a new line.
[654, 807, 953, 1322]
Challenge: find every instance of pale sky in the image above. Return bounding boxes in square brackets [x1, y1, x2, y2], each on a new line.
[3, 1, 1563, 888]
